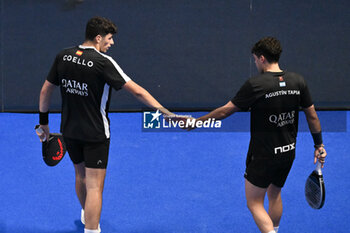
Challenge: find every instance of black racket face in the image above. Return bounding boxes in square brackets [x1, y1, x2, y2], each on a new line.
[305, 171, 325, 209]
[42, 134, 66, 166]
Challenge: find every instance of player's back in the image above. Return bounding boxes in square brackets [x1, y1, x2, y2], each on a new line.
[248, 71, 312, 158]
[54, 46, 113, 142]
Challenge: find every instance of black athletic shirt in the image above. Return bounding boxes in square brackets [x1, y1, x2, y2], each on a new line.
[47, 45, 131, 142]
[231, 71, 313, 159]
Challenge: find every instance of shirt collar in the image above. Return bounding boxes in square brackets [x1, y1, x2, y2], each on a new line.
[78, 45, 98, 52]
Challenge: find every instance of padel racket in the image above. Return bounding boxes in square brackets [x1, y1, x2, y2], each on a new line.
[35, 125, 66, 166]
[305, 160, 325, 209]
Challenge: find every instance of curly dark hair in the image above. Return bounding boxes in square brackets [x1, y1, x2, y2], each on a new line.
[85, 16, 117, 41]
[251, 37, 282, 63]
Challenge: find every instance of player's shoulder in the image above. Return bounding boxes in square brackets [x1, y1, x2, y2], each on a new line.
[284, 70, 303, 78]
[59, 46, 79, 54]
[97, 52, 116, 64]
[247, 73, 268, 85]
[53, 46, 79, 58]
[284, 71, 306, 83]
[96, 52, 122, 71]
[249, 73, 263, 80]
[80, 48, 116, 64]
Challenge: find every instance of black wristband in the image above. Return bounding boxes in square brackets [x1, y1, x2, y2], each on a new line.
[311, 132, 323, 146]
[39, 111, 49, 125]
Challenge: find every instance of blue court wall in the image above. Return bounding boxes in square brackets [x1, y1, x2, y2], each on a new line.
[0, 0, 349, 112]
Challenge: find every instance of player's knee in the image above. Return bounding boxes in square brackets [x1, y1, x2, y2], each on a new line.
[85, 180, 105, 192]
[268, 194, 281, 204]
[267, 190, 281, 202]
[76, 174, 86, 185]
[86, 186, 104, 196]
[246, 196, 266, 213]
[246, 199, 258, 212]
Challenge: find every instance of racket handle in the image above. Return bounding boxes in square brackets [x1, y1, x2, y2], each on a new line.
[35, 125, 47, 142]
[316, 161, 322, 174]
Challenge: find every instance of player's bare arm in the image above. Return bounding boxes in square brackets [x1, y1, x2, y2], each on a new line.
[40, 80, 56, 112]
[122, 80, 172, 116]
[38, 80, 56, 140]
[183, 101, 240, 131]
[303, 105, 321, 133]
[303, 105, 327, 166]
[197, 101, 240, 122]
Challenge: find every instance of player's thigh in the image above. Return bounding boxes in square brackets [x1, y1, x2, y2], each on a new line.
[245, 179, 267, 203]
[267, 183, 282, 200]
[85, 167, 106, 190]
[73, 161, 85, 177]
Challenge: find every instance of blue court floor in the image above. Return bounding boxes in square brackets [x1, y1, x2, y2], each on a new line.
[0, 111, 349, 233]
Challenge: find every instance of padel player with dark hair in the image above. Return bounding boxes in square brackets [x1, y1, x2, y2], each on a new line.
[193, 37, 327, 233]
[38, 16, 173, 233]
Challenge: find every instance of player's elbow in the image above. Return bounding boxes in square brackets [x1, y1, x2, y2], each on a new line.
[125, 82, 148, 99]
[219, 110, 230, 119]
[40, 81, 56, 98]
[40, 86, 50, 99]
[303, 105, 319, 121]
[132, 88, 147, 99]
[306, 112, 319, 123]
[217, 106, 234, 119]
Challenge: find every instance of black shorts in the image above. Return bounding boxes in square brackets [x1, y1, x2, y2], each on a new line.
[64, 137, 110, 169]
[244, 155, 295, 188]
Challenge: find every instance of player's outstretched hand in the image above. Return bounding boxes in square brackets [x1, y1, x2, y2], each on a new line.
[162, 113, 195, 130]
[182, 117, 197, 131]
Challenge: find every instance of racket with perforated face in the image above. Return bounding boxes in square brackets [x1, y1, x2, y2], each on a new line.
[305, 161, 325, 209]
[35, 125, 66, 166]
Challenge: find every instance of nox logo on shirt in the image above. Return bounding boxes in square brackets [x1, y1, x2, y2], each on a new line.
[61, 79, 88, 96]
[274, 142, 295, 154]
